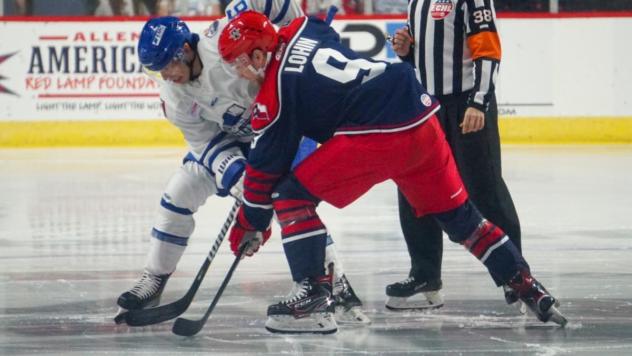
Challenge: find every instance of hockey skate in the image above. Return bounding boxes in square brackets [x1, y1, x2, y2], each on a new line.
[503, 284, 527, 314]
[114, 270, 170, 324]
[385, 277, 444, 311]
[265, 276, 337, 334]
[333, 274, 371, 325]
[506, 270, 567, 326]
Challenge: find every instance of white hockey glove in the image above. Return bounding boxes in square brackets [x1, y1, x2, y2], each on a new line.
[213, 150, 246, 198]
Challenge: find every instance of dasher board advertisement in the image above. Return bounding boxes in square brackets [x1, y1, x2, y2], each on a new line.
[1, 16, 631, 121]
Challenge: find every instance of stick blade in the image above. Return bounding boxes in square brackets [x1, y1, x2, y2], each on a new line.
[172, 317, 205, 336]
[124, 300, 188, 326]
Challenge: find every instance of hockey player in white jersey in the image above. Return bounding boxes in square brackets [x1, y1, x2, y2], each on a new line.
[115, 0, 369, 325]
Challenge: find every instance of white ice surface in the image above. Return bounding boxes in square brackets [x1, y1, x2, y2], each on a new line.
[1, 146, 632, 355]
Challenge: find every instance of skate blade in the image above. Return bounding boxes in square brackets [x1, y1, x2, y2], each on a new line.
[265, 313, 337, 334]
[509, 301, 527, 315]
[385, 291, 444, 311]
[548, 306, 568, 327]
[335, 306, 371, 325]
[114, 307, 128, 325]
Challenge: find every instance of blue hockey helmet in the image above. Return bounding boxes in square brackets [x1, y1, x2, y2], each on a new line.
[138, 16, 192, 71]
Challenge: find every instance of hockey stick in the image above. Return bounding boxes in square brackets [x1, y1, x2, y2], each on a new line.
[120, 199, 242, 326]
[172, 241, 249, 336]
[325, 6, 338, 25]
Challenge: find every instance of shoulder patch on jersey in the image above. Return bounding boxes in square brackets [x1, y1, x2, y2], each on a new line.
[205, 20, 220, 38]
[430, 0, 454, 20]
[251, 103, 272, 131]
[248, 17, 309, 134]
[421, 94, 432, 107]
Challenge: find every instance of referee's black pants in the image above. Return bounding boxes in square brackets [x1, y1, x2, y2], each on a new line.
[397, 92, 521, 286]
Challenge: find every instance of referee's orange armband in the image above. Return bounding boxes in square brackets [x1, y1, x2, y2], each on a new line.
[467, 31, 502, 61]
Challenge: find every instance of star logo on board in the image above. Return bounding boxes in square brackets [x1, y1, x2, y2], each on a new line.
[0, 52, 19, 96]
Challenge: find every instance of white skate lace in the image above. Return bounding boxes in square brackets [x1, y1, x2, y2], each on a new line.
[283, 279, 310, 304]
[399, 277, 416, 286]
[129, 272, 161, 299]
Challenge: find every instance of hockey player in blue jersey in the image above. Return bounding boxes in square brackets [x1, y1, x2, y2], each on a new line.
[218, 11, 567, 334]
[115, 0, 369, 326]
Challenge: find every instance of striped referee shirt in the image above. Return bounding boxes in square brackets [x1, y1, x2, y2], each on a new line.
[402, 0, 502, 111]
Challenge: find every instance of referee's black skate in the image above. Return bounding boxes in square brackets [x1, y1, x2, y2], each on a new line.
[115, 270, 170, 323]
[385, 277, 444, 310]
[507, 270, 567, 326]
[333, 274, 371, 324]
[265, 276, 337, 334]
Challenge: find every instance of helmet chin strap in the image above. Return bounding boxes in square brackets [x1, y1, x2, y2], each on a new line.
[245, 64, 264, 85]
[187, 49, 202, 81]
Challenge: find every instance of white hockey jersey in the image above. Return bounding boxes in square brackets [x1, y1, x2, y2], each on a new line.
[159, 0, 304, 159]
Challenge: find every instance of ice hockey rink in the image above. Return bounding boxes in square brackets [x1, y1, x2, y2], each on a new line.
[1, 145, 632, 355]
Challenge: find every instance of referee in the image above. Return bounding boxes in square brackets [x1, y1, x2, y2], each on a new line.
[385, 0, 522, 310]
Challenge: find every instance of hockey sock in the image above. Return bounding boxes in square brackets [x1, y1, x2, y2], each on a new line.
[463, 220, 529, 284]
[434, 200, 529, 285]
[324, 236, 345, 280]
[144, 236, 186, 276]
[275, 198, 328, 281]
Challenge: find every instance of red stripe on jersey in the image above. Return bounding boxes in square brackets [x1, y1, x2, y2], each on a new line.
[244, 179, 273, 196]
[243, 165, 281, 205]
[245, 165, 280, 181]
[243, 190, 272, 205]
[251, 55, 282, 133]
[251, 17, 308, 133]
[336, 105, 439, 134]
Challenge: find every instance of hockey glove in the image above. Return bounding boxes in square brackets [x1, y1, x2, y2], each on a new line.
[214, 151, 246, 198]
[229, 215, 271, 257]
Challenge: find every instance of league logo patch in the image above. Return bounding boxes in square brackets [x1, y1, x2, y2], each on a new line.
[430, 0, 454, 20]
[252, 103, 269, 122]
[204, 20, 220, 39]
[420, 94, 432, 107]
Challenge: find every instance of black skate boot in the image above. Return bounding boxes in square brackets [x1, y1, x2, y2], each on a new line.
[503, 284, 527, 314]
[385, 277, 444, 310]
[265, 276, 337, 334]
[116, 271, 170, 318]
[507, 270, 567, 326]
[333, 274, 371, 324]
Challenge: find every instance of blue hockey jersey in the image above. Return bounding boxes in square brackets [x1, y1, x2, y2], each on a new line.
[241, 16, 440, 230]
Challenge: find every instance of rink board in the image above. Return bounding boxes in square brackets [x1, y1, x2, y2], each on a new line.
[1, 14, 631, 145]
[2, 117, 632, 147]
